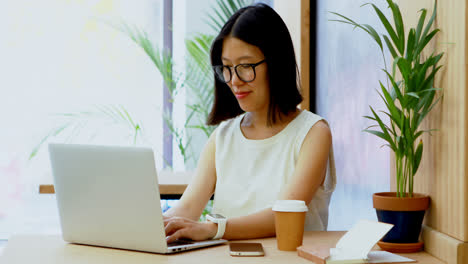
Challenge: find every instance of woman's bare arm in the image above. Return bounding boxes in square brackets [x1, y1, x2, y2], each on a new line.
[163, 131, 217, 221]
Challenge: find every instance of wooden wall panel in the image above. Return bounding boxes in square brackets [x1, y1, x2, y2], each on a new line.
[300, 0, 310, 110]
[395, 0, 467, 243]
[461, 1, 468, 243]
[422, 226, 465, 264]
[465, 0, 468, 246]
[459, 242, 468, 264]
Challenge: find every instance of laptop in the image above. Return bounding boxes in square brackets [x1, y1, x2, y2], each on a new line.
[48, 143, 227, 254]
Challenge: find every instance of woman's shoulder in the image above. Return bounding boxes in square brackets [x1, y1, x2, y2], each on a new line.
[299, 110, 325, 124]
[301, 111, 331, 129]
[292, 110, 331, 147]
[214, 113, 245, 138]
[288, 110, 327, 132]
[300, 111, 331, 144]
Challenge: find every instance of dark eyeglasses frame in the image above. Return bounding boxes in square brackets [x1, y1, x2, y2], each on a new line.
[213, 59, 266, 83]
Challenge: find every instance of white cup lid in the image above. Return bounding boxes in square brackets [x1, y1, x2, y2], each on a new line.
[272, 200, 308, 212]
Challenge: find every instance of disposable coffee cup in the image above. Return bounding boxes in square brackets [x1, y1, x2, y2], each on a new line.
[272, 200, 308, 251]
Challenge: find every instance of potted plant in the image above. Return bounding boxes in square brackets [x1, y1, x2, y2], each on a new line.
[331, 0, 443, 253]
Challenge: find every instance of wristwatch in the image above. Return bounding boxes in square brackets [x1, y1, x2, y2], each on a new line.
[206, 213, 227, 240]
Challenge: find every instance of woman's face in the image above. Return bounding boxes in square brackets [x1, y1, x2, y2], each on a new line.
[221, 37, 269, 114]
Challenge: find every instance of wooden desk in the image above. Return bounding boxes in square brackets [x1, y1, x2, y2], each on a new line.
[39, 170, 192, 198]
[0, 232, 445, 264]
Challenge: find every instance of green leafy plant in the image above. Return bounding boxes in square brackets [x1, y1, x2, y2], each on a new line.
[331, 0, 443, 197]
[29, 105, 142, 160]
[115, 21, 191, 167]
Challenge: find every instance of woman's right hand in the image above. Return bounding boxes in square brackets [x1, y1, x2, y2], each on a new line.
[163, 216, 217, 243]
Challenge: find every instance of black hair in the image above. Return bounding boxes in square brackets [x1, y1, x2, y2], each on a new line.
[207, 3, 303, 126]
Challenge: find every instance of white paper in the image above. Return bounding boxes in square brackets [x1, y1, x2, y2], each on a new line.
[368, 251, 416, 263]
[330, 220, 394, 260]
[329, 248, 363, 260]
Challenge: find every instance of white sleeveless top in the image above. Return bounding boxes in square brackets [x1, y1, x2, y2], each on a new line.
[212, 110, 336, 231]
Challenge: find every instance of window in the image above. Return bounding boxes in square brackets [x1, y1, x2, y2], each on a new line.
[316, 0, 391, 230]
[0, 0, 164, 238]
[0, 0, 274, 239]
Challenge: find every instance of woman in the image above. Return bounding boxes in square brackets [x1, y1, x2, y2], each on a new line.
[164, 3, 335, 243]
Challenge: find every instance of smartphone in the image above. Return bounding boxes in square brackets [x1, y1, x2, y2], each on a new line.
[229, 242, 265, 257]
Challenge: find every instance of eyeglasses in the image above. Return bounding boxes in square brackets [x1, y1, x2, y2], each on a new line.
[213, 59, 266, 83]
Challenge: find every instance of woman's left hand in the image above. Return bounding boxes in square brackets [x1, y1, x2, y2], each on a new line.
[164, 216, 218, 243]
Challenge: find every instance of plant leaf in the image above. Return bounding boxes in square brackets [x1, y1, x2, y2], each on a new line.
[415, 29, 440, 56]
[361, 24, 383, 51]
[383, 35, 398, 59]
[369, 106, 396, 150]
[406, 92, 420, 99]
[387, 0, 405, 54]
[414, 7, 427, 48]
[413, 140, 423, 174]
[420, 0, 438, 46]
[406, 28, 416, 60]
[379, 81, 402, 128]
[371, 3, 402, 55]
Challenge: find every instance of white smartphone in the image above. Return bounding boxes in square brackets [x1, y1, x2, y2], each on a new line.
[229, 242, 265, 257]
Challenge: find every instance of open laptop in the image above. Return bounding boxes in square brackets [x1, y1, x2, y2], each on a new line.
[48, 143, 227, 254]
